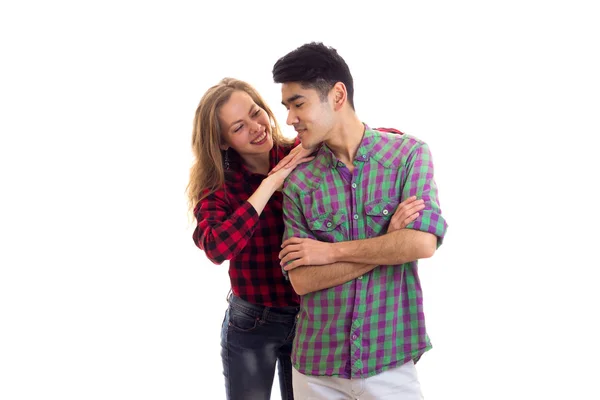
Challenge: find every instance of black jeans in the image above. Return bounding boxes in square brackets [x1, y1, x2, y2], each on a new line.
[221, 294, 299, 400]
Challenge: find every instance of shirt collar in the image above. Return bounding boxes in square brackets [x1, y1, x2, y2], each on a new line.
[320, 123, 378, 169]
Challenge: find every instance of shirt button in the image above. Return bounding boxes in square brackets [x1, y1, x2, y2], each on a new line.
[352, 334, 357, 340]
[351, 183, 357, 189]
[353, 214, 359, 220]
[362, 155, 367, 159]
[382, 209, 389, 215]
[338, 161, 343, 167]
[358, 275, 363, 280]
[326, 222, 332, 228]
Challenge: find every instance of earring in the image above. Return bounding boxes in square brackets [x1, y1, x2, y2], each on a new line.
[224, 149, 230, 170]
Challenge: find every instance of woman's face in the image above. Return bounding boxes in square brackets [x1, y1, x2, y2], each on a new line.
[218, 90, 274, 157]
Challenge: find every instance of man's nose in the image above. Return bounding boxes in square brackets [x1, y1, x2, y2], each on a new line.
[286, 109, 298, 126]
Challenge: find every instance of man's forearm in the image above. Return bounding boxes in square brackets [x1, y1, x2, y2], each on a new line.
[289, 262, 377, 295]
[332, 229, 437, 266]
[283, 228, 437, 295]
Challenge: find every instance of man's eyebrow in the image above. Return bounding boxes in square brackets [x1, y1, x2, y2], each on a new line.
[281, 94, 304, 106]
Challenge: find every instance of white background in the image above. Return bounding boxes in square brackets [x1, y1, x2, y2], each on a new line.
[1, 1, 599, 399]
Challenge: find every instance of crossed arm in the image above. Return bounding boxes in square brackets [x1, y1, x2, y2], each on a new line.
[279, 197, 437, 295]
[280, 142, 447, 296]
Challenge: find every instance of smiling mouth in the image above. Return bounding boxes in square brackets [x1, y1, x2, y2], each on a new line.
[296, 129, 308, 139]
[251, 131, 268, 144]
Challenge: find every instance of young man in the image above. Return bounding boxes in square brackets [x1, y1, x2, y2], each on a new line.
[273, 42, 448, 399]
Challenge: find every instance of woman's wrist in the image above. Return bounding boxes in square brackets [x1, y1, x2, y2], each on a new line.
[261, 174, 282, 194]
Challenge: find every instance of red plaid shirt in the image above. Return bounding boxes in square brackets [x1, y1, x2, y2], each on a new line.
[193, 140, 301, 307]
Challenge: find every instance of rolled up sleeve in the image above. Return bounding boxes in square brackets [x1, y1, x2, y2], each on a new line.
[402, 143, 448, 247]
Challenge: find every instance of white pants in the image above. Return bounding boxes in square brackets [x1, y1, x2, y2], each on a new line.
[292, 360, 423, 400]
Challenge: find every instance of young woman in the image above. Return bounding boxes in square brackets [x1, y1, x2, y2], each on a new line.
[187, 78, 313, 400]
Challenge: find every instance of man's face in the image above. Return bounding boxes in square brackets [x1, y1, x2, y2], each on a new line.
[280, 82, 335, 149]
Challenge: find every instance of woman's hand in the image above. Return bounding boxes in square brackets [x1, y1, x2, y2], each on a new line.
[265, 151, 314, 191]
[268, 143, 315, 176]
[247, 148, 313, 215]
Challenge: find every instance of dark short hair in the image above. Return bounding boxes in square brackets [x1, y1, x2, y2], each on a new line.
[272, 42, 355, 109]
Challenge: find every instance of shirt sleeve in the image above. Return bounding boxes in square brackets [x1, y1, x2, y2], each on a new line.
[281, 185, 317, 278]
[192, 188, 260, 264]
[402, 143, 448, 247]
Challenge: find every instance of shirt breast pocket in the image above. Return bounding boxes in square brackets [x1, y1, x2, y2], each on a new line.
[307, 212, 348, 243]
[364, 198, 399, 237]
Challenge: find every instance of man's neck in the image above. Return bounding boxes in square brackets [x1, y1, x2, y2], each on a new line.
[324, 113, 365, 167]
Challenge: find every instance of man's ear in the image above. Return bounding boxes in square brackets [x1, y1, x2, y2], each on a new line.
[332, 82, 347, 110]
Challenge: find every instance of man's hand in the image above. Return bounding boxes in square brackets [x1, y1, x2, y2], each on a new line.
[269, 143, 315, 175]
[387, 196, 425, 233]
[279, 238, 335, 271]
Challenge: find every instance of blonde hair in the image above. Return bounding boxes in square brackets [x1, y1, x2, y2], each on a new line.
[187, 78, 291, 214]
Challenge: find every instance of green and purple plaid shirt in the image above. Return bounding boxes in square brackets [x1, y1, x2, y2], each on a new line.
[282, 127, 448, 379]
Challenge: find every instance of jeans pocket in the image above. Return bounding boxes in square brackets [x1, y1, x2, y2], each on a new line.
[227, 305, 261, 332]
